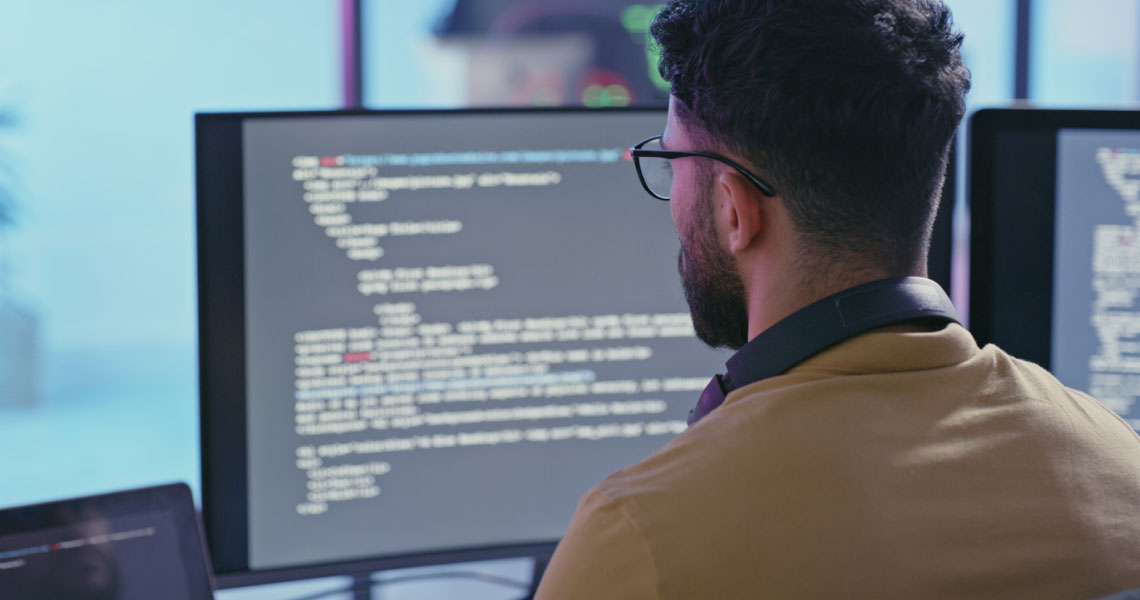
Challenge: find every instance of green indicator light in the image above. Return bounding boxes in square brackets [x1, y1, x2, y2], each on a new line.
[583, 84, 632, 107]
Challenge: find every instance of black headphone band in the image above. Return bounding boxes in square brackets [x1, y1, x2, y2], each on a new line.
[690, 277, 960, 424]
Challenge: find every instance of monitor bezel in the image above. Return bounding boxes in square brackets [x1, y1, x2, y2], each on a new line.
[967, 107, 1140, 364]
[196, 106, 671, 588]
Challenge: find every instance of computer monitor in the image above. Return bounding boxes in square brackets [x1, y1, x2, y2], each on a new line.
[969, 108, 1140, 431]
[196, 107, 958, 586]
[197, 107, 721, 585]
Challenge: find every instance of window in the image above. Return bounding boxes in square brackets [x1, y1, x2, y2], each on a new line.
[1030, 0, 1140, 105]
[0, 0, 338, 508]
[945, 0, 1018, 111]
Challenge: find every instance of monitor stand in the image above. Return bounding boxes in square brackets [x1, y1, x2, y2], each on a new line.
[288, 557, 548, 600]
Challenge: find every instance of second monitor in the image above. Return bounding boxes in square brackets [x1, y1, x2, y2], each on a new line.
[969, 108, 1140, 432]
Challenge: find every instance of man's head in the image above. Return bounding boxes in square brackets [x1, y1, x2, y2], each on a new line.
[650, 0, 970, 348]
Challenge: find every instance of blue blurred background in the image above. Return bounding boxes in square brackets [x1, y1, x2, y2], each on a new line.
[0, 0, 1137, 597]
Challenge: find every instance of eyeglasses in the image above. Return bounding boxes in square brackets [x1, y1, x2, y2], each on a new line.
[629, 135, 776, 201]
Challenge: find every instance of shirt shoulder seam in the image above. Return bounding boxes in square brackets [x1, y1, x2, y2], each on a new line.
[590, 486, 662, 598]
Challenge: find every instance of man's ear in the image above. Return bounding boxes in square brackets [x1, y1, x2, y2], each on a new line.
[717, 170, 764, 254]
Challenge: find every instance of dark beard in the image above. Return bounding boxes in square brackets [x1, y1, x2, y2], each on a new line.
[677, 192, 750, 350]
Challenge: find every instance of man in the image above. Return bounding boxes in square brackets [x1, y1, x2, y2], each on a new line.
[535, 1, 1140, 598]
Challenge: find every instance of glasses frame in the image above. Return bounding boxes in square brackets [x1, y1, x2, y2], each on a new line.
[629, 135, 777, 201]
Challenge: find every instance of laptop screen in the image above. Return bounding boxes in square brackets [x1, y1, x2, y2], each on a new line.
[0, 484, 213, 600]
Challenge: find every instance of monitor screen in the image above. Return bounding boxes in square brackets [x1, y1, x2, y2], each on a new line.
[197, 107, 731, 584]
[969, 108, 1140, 432]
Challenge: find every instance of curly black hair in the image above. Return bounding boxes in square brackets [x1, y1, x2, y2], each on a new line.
[652, 0, 970, 277]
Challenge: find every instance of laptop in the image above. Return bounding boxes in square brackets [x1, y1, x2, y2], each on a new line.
[0, 483, 215, 599]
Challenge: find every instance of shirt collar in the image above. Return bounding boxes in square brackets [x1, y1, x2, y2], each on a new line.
[723, 277, 960, 391]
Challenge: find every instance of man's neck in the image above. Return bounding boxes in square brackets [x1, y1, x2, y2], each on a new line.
[744, 267, 923, 342]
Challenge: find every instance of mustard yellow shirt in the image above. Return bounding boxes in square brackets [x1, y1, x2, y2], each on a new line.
[536, 324, 1140, 599]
